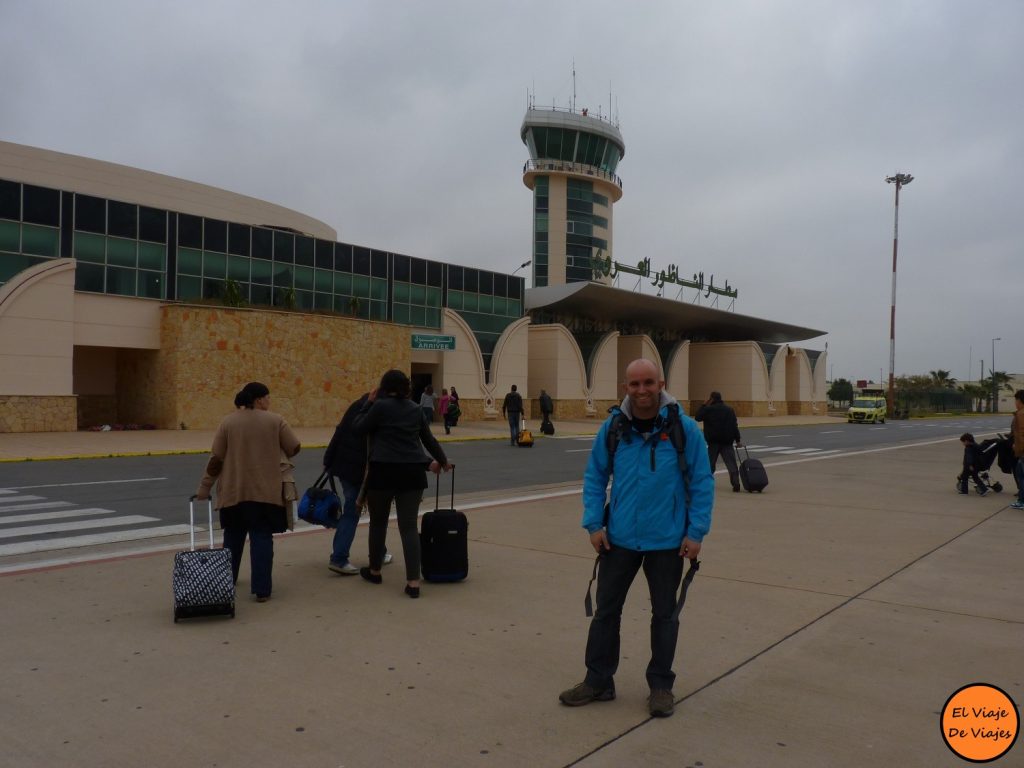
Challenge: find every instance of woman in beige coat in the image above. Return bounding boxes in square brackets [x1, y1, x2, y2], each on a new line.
[196, 382, 300, 602]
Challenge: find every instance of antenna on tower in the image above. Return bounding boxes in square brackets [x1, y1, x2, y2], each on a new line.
[572, 60, 576, 113]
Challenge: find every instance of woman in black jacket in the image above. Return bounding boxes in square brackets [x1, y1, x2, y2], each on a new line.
[353, 369, 452, 598]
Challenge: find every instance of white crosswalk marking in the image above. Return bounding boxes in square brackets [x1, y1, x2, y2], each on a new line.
[0, 507, 120, 525]
[0, 501, 74, 513]
[0, 495, 45, 504]
[774, 448, 825, 455]
[0, 525, 193, 557]
[0, 515, 159, 539]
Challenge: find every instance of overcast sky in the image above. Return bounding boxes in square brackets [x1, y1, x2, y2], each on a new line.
[2, 1, 1021, 383]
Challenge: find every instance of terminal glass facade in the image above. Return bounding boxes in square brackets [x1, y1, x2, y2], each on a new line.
[0, 177, 523, 379]
[565, 179, 608, 283]
[532, 176, 549, 287]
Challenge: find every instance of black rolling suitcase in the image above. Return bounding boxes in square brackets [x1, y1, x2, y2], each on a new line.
[737, 446, 769, 493]
[173, 497, 236, 622]
[421, 467, 468, 582]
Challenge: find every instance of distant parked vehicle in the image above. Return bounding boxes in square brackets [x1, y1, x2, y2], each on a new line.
[848, 389, 887, 424]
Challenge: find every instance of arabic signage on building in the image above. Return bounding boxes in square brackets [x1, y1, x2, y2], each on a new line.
[591, 252, 737, 299]
[411, 334, 456, 350]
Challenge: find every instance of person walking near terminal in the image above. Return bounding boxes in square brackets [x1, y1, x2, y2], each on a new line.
[559, 359, 714, 717]
[448, 386, 461, 429]
[502, 384, 524, 446]
[438, 388, 453, 435]
[323, 392, 394, 575]
[539, 389, 554, 433]
[695, 391, 743, 492]
[1011, 390, 1024, 510]
[419, 385, 436, 424]
[353, 370, 453, 598]
[196, 382, 301, 603]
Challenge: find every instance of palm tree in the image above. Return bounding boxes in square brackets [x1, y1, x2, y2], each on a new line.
[984, 370, 1014, 412]
[958, 382, 986, 413]
[928, 369, 957, 389]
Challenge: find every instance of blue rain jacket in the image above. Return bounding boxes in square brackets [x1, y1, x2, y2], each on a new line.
[582, 394, 714, 550]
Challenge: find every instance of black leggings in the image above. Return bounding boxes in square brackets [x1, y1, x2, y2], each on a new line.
[365, 487, 424, 580]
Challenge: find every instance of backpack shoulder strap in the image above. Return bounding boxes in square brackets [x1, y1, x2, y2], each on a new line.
[604, 406, 628, 474]
[665, 403, 689, 480]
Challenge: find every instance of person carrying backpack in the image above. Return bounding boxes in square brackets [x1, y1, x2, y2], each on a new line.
[559, 359, 714, 718]
[539, 389, 554, 434]
[501, 384, 524, 446]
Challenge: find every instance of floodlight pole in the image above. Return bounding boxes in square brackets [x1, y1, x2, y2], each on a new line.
[885, 172, 913, 417]
[991, 337, 1001, 412]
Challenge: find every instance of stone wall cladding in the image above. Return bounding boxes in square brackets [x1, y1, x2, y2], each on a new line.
[0, 395, 77, 432]
[151, 305, 410, 429]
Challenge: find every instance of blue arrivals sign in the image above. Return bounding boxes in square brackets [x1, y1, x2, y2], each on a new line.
[411, 334, 456, 351]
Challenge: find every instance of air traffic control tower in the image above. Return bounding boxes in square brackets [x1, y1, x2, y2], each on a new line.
[521, 101, 624, 288]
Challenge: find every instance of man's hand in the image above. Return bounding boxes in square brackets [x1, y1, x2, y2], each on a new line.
[367, 388, 378, 403]
[590, 529, 610, 554]
[679, 537, 701, 560]
[429, 460, 442, 474]
[195, 490, 210, 501]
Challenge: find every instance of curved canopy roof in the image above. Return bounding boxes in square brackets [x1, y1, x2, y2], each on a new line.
[525, 282, 826, 344]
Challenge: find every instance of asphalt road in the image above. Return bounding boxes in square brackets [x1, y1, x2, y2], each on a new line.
[0, 415, 1012, 563]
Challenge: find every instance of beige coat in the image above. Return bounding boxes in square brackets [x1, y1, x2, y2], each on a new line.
[197, 409, 301, 510]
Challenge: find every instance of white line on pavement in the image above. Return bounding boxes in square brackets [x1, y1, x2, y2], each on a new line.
[0, 507, 119, 525]
[819, 431, 843, 434]
[764, 434, 792, 438]
[0, 501, 74, 514]
[0, 515, 158, 539]
[0, 524, 193, 559]
[1, 477, 168, 490]
[565, 449, 592, 453]
[773, 448, 827, 455]
[0, 495, 45, 504]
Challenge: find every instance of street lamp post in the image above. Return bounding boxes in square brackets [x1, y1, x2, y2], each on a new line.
[991, 337, 1001, 412]
[512, 259, 531, 275]
[885, 172, 913, 418]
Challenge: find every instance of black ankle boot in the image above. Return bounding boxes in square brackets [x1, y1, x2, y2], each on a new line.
[360, 567, 382, 584]
[404, 584, 420, 599]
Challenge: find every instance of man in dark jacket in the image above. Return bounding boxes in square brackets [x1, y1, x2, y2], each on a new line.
[502, 384, 524, 446]
[539, 389, 554, 433]
[323, 393, 392, 574]
[694, 391, 742, 492]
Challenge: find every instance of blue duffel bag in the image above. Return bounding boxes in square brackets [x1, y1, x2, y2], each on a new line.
[297, 471, 341, 528]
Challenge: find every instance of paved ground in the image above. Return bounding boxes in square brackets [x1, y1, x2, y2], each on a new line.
[1, 417, 1022, 767]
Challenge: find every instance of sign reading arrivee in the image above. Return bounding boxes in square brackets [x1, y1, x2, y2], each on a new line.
[411, 334, 455, 351]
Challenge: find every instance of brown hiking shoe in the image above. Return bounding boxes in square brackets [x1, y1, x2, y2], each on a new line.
[559, 681, 615, 707]
[648, 689, 675, 717]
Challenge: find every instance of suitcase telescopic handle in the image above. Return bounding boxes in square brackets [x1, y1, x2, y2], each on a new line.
[188, 495, 215, 551]
[435, 464, 455, 510]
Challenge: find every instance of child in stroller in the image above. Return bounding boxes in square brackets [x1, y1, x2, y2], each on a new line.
[957, 432, 1006, 495]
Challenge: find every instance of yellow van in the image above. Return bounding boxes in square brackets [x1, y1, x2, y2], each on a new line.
[847, 391, 887, 424]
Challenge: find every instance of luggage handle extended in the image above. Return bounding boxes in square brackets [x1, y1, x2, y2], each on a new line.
[187, 495, 215, 551]
[434, 464, 456, 510]
[735, 444, 752, 463]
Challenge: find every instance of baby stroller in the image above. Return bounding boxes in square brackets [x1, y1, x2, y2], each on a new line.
[956, 434, 1011, 494]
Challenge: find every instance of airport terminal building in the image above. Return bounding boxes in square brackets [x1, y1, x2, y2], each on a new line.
[0, 108, 825, 432]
